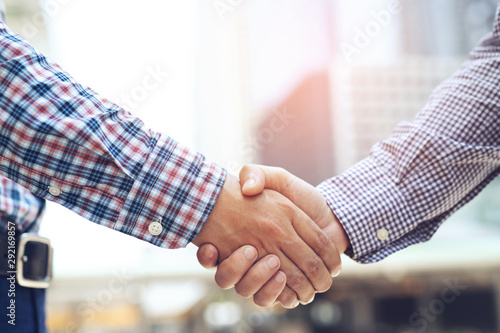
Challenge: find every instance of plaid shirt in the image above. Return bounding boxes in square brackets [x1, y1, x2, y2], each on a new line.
[319, 1, 500, 263]
[0, 14, 225, 248]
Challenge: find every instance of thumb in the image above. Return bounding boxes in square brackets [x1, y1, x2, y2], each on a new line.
[239, 164, 266, 196]
[196, 243, 220, 269]
[240, 164, 294, 196]
[239, 164, 328, 225]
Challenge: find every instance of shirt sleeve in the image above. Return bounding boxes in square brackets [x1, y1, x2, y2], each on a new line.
[0, 175, 45, 233]
[0, 20, 226, 249]
[317, 4, 500, 263]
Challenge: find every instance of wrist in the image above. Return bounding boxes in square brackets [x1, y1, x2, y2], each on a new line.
[322, 209, 350, 254]
[192, 174, 239, 248]
[331, 213, 350, 254]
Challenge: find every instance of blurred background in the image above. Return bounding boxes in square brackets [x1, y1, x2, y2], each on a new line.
[3, 0, 500, 332]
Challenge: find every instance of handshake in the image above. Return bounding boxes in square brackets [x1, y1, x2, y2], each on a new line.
[192, 165, 350, 309]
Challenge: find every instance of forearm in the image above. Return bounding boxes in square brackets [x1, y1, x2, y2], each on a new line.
[0, 20, 225, 248]
[319, 13, 500, 263]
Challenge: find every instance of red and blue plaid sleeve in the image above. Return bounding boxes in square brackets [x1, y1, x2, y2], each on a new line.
[0, 20, 226, 248]
[318, 2, 500, 263]
[0, 175, 45, 232]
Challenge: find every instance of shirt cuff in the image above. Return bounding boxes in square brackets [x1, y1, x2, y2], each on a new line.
[115, 133, 226, 249]
[317, 157, 417, 263]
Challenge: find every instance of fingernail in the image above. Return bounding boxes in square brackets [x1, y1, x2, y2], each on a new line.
[274, 272, 285, 284]
[243, 178, 256, 190]
[266, 256, 279, 268]
[332, 267, 342, 278]
[243, 247, 257, 260]
[203, 248, 214, 259]
[292, 300, 299, 308]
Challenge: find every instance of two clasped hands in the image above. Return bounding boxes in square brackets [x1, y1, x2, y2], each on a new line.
[192, 165, 350, 308]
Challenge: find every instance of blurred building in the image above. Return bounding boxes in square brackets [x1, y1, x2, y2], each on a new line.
[256, 0, 498, 176]
[329, 56, 463, 173]
[401, 0, 498, 57]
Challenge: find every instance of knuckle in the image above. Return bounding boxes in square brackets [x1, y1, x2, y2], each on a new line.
[272, 194, 293, 214]
[287, 272, 306, 287]
[276, 167, 286, 174]
[306, 256, 323, 277]
[315, 231, 332, 252]
[275, 167, 295, 194]
[282, 172, 295, 192]
[277, 167, 291, 181]
[263, 219, 286, 238]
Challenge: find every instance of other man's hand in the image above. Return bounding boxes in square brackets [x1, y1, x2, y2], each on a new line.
[197, 244, 287, 307]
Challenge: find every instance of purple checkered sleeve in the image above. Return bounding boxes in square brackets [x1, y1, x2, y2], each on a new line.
[318, 2, 500, 263]
[0, 17, 226, 248]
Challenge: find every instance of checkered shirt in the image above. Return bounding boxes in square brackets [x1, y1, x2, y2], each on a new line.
[0, 14, 226, 248]
[318, 2, 500, 263]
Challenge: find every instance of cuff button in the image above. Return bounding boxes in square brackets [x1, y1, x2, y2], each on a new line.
[377, 228, 389, 241]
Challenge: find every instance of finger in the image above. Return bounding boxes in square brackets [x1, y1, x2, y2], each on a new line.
[214, 245, 258, 290]
[278, 254, 317, 303]
[235, 255, 281, 298]
[242, 166, 344, 274]
[196, 244, 220, 269]
[289, 207, 340, 286]
[240, 165, 329, 223]
[240, 164, 292, 195]
[239, 164, 266, 196]
[277, 286, 300, 309]
[252, 271, 287, 307]
[280, 231, 333, 294]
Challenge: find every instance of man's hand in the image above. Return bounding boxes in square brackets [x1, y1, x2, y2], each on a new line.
[197, 244, 288, 307]
[240, 165, 350, 254]
[193, 173, 340, 306]
[197, 165, 350, 307]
